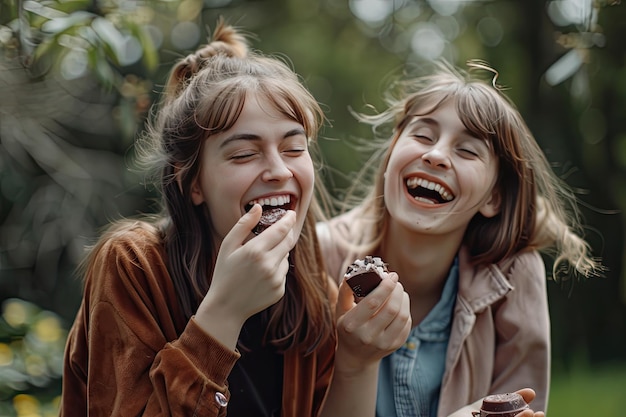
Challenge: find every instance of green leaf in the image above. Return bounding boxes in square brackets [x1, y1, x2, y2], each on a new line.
[126, 21, 159, 72]
[91, 17, 125, 64]
[46, 0, 93, 14]
[40, 11, 95, 34]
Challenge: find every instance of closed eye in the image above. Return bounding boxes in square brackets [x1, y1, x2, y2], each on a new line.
[230, 151, 258, 160]
[283, 148, 306, 155]
[459, 148, 479, 157]
[413, 134, 434, 143]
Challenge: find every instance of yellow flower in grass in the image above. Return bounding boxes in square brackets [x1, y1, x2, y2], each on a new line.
[33, 315, 63, 343]
[3, 300, 29, 328]
[0, 342, 13, 366]
[25, 354, 47, 377]
[13, 394, 40, 417]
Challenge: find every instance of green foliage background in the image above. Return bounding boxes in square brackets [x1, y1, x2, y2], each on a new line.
[1, 0, 625, 415]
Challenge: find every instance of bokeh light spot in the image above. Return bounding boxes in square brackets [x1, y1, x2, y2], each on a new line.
[349, 0, 394, 24]
[477, 16, 503, 47]
[60, 49, 89, 80]
[3, 300, 29, 328]
[118, 36, 143, 66]
[171, 21, 201, 50]
[579, 107, 606, 145]
[411, 22, 445, 60]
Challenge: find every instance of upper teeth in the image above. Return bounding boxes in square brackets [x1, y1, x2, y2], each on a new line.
[406, 177, 453, 201]
[248, 194, 291, 207]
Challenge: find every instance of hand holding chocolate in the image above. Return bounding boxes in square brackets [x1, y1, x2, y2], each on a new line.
[344, 256, 388, 301]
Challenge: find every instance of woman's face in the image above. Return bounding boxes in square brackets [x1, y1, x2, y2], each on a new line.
[191, 93, 315, 242]
[384, 98, 500, 239]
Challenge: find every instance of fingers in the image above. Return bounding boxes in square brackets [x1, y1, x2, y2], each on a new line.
[220, 204, 263, 253]
[515, 411, 544, 417]
[515, 388, 536, 405]
[221, 205, 297, 258]
[339, 273, 411, 349]
[252, 209, 297, 250]
[339, 275, 397, 331]
[513, 389, 544, 417]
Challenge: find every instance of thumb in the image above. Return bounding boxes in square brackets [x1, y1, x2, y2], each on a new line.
[515, 388, 536, 405]
[220, 204, 262, 252]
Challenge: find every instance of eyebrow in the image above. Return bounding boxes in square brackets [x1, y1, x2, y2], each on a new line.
[408, 115, 485, 144]
[219, 127, 306, 148]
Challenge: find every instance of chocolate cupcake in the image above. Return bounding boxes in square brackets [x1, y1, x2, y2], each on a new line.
[344, 256, 388, 301]
[252, 207, 287, 235]
[472, 393, 529, 417]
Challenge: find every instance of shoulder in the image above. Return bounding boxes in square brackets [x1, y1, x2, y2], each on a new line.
[95, 219, 164, 255]
[317, 210, 355, 238]
[316, 209, 362, 284]
[458, 248, 547, 306]
[497, 250, 546, 283]
[492, 250, 548, 305]
[82, 219, 169, 298]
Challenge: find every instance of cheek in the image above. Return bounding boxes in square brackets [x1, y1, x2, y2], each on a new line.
[296, 158, 315, 191]
[385, 149, 410, 185]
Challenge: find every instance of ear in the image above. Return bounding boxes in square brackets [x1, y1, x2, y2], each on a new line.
[479, 187, 501, 218]
[189, 177, 205, 206]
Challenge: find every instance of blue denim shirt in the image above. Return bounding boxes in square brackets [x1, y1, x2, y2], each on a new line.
[376, 257, 459, 417]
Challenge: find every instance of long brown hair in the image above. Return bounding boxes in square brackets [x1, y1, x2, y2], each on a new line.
[344, 60, 602, 280]
[134, 19, 334, 352]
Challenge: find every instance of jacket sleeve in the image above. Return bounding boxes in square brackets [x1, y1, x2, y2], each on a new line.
[490, 251, 551, 411]
[61, 229, 240, 417]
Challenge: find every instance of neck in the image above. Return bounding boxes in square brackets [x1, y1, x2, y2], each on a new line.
[381, 220, 463, 325]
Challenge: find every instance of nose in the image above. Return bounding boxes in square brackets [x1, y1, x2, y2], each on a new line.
[422, 145, 451, 169]
[262, 152, 293, 182]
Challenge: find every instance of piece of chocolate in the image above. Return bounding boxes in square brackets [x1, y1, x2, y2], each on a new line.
[253, 207, 287, 235]
[344, 256, 388, 301]
[472, 393, 529, 417]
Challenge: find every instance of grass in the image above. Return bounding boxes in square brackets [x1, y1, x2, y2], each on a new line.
[548, 363, 626, 416]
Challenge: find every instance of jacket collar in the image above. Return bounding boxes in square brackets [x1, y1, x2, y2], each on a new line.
[456, 246, 514, 313]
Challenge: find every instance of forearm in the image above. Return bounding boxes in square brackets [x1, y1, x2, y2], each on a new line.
[318, 364, 379, 417]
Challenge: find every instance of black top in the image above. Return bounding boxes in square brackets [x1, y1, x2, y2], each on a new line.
[227, 312, 284, 417]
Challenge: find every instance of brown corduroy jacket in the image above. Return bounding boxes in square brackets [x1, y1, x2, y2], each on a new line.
[61, 221, 337, 417]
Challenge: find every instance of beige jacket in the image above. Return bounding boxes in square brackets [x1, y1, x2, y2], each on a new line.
[318, 214, 550, 417]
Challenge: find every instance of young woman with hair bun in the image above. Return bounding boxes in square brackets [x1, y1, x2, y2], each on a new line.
[61, 19, 411, 417]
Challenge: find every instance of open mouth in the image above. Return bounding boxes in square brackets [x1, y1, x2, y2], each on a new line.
[245, 194, 295, 234]
[245, 194, 295, 213]
[406, 177, 454, 205]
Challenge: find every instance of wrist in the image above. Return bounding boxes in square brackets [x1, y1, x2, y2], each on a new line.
[195, 302, 246, 351]
[333, 349, 381, 378]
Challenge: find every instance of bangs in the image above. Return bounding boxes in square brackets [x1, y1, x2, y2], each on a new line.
[257, 78, 321, 140]
[456, 86, 501, 138]
[193, 81, 248, 137]
[399, 90, 452, 131]
[192, 76, 321, 141]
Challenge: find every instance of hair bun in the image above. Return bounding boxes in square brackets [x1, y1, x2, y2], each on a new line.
[165, 18, 249, 100]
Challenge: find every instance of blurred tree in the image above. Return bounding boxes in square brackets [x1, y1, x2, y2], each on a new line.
[0, 0, 166, 322]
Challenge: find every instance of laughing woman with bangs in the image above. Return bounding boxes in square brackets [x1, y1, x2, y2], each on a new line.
[318, 61, 603, 417]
